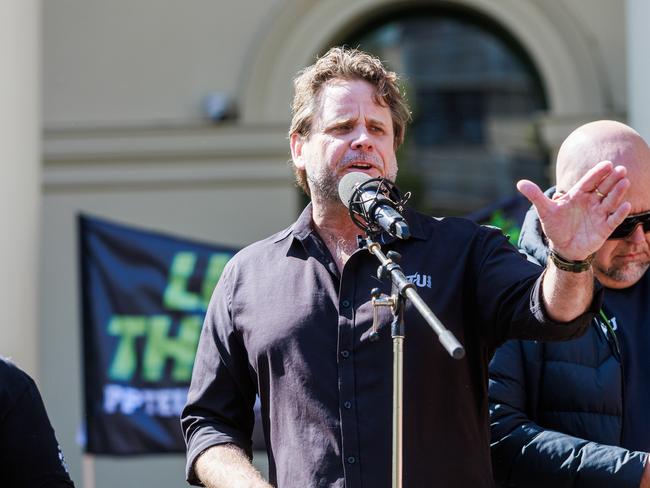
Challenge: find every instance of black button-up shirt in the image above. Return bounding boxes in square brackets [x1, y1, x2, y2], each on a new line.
[182, 205, 598, 487]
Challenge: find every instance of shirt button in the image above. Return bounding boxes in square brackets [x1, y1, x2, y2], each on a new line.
[342, 299, 351, 308]
[347, 456, 356, 464]
[340, 350, 350, 359]
[344, 401, 352, 409]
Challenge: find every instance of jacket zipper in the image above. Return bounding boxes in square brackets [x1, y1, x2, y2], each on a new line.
[599, 308, 625, 444]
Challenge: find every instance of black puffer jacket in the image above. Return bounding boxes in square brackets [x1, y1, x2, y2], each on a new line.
[488, 195, 648, 488]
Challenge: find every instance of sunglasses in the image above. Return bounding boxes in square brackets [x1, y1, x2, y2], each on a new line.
[609, 210, 650, 239]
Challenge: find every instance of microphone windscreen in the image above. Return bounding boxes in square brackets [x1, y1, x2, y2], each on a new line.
[338, 172, 372, 209]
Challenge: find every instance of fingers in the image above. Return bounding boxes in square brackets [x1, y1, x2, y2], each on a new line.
[570, 160, 614, 196]
[517, 179, 549, 215]
[595, 164, 628, 196]
[601, 176, 630, 210]
[607, 201, 632, 230]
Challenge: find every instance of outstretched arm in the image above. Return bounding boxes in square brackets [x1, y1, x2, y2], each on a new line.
[517, 161, 631, 322]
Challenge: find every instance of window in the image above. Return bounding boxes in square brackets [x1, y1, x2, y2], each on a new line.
[342, 6, 548, 215]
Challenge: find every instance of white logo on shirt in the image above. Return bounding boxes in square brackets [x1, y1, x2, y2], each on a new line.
[406, 273, 432, 289]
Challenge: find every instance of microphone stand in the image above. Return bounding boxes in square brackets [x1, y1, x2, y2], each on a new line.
[358, 235, 465, 488]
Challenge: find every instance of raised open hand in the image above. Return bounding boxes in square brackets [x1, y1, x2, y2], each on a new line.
[517, 161, 631, 261]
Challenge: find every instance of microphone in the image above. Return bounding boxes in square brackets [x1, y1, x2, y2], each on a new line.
[338, 172, 411, 239]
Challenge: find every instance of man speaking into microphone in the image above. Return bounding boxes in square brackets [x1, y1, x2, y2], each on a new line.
[181, 47, 630, 488]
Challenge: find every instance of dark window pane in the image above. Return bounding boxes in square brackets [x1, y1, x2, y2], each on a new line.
[343, 10, 548, 215]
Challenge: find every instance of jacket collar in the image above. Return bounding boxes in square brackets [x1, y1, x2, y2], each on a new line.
[519, 186, 555, 266]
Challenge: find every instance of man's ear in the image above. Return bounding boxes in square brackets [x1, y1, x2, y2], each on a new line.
[290, 133, 306, 170]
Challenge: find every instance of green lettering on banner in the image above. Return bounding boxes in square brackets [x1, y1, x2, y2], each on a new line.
[107, 316, 147, 381]
[163, 252, 202, 311]
[142, 315, 202, 382]
[164, 251, 232, 312]
[201, 253, 231, 305]
[106, 250, 232, 383]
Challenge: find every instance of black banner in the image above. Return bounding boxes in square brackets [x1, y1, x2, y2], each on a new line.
[79, 215, 238, 455]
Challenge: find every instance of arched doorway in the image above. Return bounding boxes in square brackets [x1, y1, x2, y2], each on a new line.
[342, 6, 548, 215]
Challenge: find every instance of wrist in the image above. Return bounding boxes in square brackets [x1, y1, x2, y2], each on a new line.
[548, 249, 595, 273]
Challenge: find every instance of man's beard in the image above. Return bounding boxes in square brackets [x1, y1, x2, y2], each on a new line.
[306, 152, 396, 205]
[307, 166, 340, 204]
[595, 260, 650, 284]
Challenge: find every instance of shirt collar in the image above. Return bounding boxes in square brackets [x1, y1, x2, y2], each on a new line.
[402, 207, 426, 241]
[271, 203, 313, 244]
[275, 202, 427, 244]
[291, 203, 315, 241]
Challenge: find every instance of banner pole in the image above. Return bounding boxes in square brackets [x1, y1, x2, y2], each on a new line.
[82, 454, 96, 488]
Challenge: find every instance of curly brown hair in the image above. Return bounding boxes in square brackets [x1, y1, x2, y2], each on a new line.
[289, 47, 411, 195]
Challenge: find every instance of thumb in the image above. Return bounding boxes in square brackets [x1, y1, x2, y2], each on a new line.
[517, 180, 550, 216]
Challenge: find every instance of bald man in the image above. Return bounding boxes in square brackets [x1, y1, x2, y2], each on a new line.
[489, 120, 650, 487]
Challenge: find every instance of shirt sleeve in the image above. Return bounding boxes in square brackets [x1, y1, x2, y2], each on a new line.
[474, 227, 601, 349]
[180, 261, 257, 486]
[489, 339, 647, 488]
[0, 375, 75, 487]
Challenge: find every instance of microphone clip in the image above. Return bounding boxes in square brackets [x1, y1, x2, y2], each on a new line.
[347, 178, 411, 237]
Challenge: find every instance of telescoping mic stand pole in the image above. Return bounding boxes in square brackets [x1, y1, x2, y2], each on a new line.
[358, 235, 465, 488]
[343, 176, 465, 488]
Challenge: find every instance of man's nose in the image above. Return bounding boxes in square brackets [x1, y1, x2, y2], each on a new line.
[625, 223, 646, 243]
[351, 127, 373, 151]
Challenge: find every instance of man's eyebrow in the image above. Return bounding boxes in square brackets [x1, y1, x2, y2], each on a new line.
[325, 116, 355, 127]
[367, 117, 388, 127]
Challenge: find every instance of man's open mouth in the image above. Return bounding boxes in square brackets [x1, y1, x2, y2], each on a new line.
[349, 162, 373, 170]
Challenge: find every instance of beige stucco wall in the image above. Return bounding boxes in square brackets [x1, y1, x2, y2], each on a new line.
[1, 1, 41, 377]
[627, 0, 650, 139]
[43, 0, 627, 128]
[563, 0, 627, 112]
[43, 0, 285, 126]
[40, 0, 627, 486]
